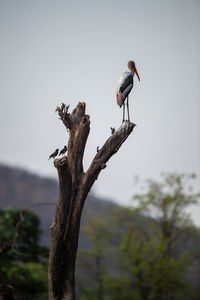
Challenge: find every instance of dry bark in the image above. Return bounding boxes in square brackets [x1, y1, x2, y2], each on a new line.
[48, 102, 135, 300]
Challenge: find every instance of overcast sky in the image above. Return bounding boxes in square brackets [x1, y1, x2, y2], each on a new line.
[0, 0, 200, 222]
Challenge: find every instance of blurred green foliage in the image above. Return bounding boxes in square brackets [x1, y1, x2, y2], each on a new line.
[0, 208, 48, 299]
[77, 173, 200, 300]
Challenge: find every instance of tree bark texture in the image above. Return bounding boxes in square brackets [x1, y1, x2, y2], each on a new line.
[48, 102, 135, 300]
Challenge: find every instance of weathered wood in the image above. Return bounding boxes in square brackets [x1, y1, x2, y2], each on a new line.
[48, 102, 135, 300]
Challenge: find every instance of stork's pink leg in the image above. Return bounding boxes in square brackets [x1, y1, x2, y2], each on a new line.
[127, 95, 130, 121]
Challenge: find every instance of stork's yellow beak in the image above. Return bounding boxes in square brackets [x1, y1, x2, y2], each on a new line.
[134, 66, 140, 82]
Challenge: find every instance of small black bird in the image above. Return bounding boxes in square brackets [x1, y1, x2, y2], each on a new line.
[59, 145, 67, 156]
[110, 127, 115, 134]
[48, 149, 59, 160]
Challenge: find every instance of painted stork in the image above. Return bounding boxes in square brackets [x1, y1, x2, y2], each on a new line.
[116, 61, 140, 122]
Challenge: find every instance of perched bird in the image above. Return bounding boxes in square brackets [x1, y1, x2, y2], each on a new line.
[48, 149, 59, 160]
[59, 145, 67, 156]
[116, 61, 140, 122]
[110, 127, 115, 134]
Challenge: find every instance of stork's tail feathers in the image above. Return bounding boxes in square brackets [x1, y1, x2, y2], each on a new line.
[116, 92, 124, 107]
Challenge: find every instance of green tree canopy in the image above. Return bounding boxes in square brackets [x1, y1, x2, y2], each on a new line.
[0, 208, 48, 299]
[77, 173, 200, 300]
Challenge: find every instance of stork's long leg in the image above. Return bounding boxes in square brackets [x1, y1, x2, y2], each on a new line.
[127, 95, 130, 121]
[123, 103, 125, 123]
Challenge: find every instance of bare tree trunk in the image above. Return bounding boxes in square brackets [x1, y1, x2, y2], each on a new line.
[48, 102, 135, 300]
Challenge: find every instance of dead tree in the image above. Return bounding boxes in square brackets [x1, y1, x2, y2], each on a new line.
[48, 102, 135, 300]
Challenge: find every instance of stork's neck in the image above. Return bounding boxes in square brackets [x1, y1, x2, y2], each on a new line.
[129, 70, 135, 77]
[128, 66, 135, 74]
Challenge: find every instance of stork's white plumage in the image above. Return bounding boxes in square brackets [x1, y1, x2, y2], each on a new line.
[116, 61, 140, 122]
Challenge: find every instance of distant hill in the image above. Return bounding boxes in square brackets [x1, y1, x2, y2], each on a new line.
[0, 163, 117, 246]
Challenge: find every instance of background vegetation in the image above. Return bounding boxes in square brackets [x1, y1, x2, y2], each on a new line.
[0, 172, 200, 299]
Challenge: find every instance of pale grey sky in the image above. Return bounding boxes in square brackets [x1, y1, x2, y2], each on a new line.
[0, 0, 200, 222]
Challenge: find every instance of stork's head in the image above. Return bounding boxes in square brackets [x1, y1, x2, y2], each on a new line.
[128, 61, 140, 81]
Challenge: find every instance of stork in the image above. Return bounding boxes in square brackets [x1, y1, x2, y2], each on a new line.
[116, 61, 140, 122]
